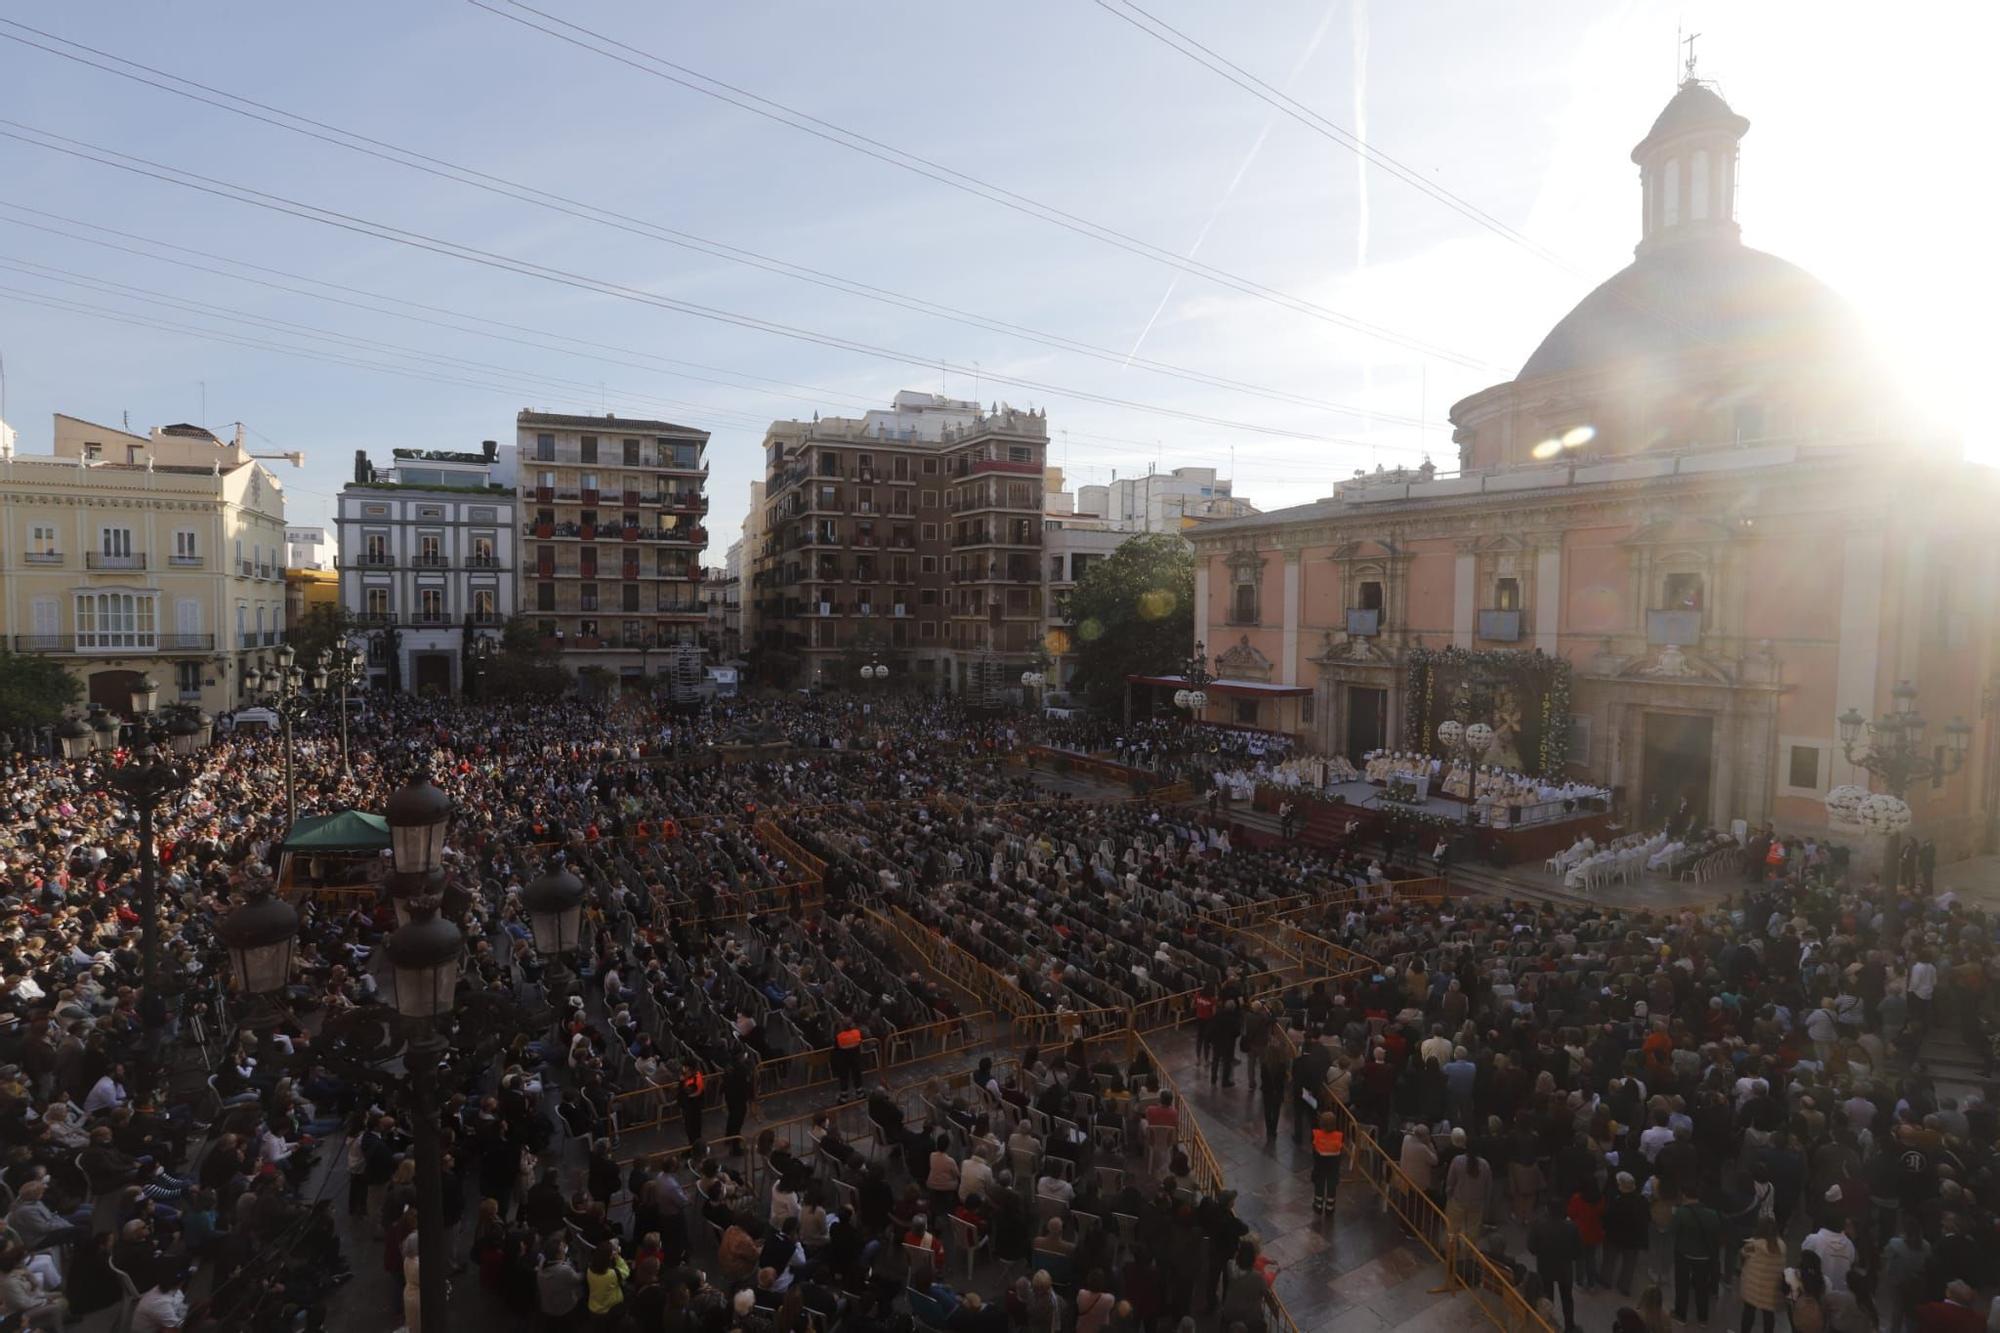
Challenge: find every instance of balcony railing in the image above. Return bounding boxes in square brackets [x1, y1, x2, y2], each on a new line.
[87, 552, 147, 571]
[168, 554, 204, 568]
[412, 554, 451, 568]
[467, 554, 500, 567]
[257, 565, 274, 581]
[12, 635, 73, 653]
[23, 551, 63, 565]
[1345, 609, 1381, 637]
[1648, 609, 1702, 646]
[14, 633, 212, 654]
[1478, 609, 1523, 642]
[357, 552, 393, 566]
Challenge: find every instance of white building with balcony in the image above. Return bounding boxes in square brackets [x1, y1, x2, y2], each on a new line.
[336, 442, 516, 695]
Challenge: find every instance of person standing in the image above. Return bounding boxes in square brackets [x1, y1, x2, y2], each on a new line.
[1603, 1173, 1650, 1298]
[1259, 1044, 1288, 1145]
[1210, 999, 1242, 1088]
[1669, 1192, 1722, 1327]
[1310, 1113, 1345, 1217]
[1736, 1216, 1785, 1333]
[1528, 1199, 1580, 1333]
[1443, 1142, 1489, 1241]
[677, 1065, 707, 1148]
[723, 1056, 755, 1147]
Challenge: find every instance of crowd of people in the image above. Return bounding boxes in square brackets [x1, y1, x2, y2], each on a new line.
[0, 674, 1992, 1333]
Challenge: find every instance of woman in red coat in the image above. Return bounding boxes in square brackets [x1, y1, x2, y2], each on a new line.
[1567, 1178, 1607, 1291]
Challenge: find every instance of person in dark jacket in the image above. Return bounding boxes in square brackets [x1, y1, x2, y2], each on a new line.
[1209, 999, 1243, 1088]
[1602, 1172, 1650, 1297]
[1527, 1199, 1580, 1333]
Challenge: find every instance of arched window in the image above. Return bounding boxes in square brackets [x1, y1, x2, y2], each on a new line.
[1690, 149, 1710, 220]
[1662, 156, 1680, 226]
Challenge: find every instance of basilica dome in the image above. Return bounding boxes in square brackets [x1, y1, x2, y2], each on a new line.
[1516, 238, 1865, 382]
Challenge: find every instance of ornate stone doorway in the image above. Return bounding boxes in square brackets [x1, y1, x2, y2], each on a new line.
[1641, 711, 1715, 830]
[1346, 686, 1388, 763]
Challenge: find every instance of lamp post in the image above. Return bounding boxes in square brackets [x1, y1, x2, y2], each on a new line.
[319, 646, 366, 773]
[523, 864, 585, 1027]
[860, 656, 888, 687]
[60, 689, 213, 993]
[384, 773, 464, 1333]
[1175, 641, 1213, 718]
[1834, 679, 1972, 875]
[217, 880, 299, 1032]
[1020, 668, 1046, 711]
[243, 644, 309, 829]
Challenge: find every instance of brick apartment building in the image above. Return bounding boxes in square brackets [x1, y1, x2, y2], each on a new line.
[515, 411, 709, 684]
[750, 392, 1049, 698]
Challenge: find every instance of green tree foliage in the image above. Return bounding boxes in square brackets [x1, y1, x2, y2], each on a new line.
[485, 614, 570, 700]
[0, 651, 82, 735]
[284, 603, 355, 668]
[1064, 533, 1194, 712]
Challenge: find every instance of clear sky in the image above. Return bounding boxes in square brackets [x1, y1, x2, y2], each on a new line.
[0, 1, 1988, 557]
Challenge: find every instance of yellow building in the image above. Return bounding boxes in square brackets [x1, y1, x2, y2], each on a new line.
[0, 415, 289, 715]
[284, 566, 340, 626]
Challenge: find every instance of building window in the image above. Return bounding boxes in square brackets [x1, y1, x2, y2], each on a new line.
[365, 587, 390, 618]
[580, 584, 598, 612]
[27, 523, 58, 559]
[1788, 744, 1821, 791]
[922, 458, 938, 474]
[1663, 572, 1703, 610]
[1009, 445, 1033, 463]
[418, 533, 442, 563]
[471, 535, 495, 564]
[920, 621, 936, 639]
[1690, 148, 1710, 221]
[99, 526, 133, 558]
[536, 433, 555, 461]
[580, 435, 598, 464]
[173, 530, 198, 563]
[1232, 583, 1258, 623]
[472, 589, 496, 621]
[418, 588, 444, 622]
[175, 661, 202, 699]
[921, 523, 937, 541]
[536, 583, 555, 612]
[76, 591, 156, 650]
[1494, 577, 1520, 611]
[364, 533, 388, 563]
[622, 584, 640, 613]
[1662, 156, 1680, 226]
[1357, 580, 1384, 612]
[1235, 698, 1258, 725]
[1301, 693, 1314, 725]
[362, 503, 388, 517]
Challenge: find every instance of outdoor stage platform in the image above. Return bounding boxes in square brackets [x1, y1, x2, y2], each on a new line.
[1244, 780, 1615, 867]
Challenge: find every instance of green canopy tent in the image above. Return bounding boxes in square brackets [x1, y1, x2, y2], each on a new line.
[280, 810, 391, 852]
[277, 810, 391, 903]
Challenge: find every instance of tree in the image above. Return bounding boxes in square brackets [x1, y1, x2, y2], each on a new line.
[0, 651, 82, 738]
[285, 603, 355, 668]
[485, 615, 570, 701]
[1064, 533, 1194, 713]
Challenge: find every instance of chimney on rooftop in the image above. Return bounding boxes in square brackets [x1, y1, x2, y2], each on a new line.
[353, 450, 372, 485]
[481, 439, 498, 462]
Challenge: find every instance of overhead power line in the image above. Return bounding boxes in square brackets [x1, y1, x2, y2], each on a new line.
[0, 120, 1407, 453]
[463, 0, 1503, 374]
[0, 17, 1458, 429]
[1092, 0, 1574, 273]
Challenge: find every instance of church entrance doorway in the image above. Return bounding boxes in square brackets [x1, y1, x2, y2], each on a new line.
[1641, 711, 1714, 832]
[413, 653, 454, 695]
[1345, 686, 1386, 764]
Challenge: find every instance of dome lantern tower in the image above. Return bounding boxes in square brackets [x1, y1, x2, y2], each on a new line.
[1631, 63, 1750, 257]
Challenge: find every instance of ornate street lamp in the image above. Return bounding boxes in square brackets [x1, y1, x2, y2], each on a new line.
[1832, 679, 1972, 878]
[56, 715, 94, 760]
[89, 705, 120, 753]
[524, 864, 585, 1010]
[380, 777, 464, 1333]
[129, 676, 161, 716]
[319, 646, 367, 773]
[385, 777, 451, 875]
[243, 646, 311, 827]
[218, 881, 300, 1006]
[1178, 641, 1213, 716]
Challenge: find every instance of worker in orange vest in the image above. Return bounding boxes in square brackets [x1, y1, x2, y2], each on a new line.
[678, 1065, 707, 1147]
[832, 1024, 865, 1094]
[1311, 1111, 1346, 1216]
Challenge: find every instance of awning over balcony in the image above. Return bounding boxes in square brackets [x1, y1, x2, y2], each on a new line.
[1125, 673, 1311, 698]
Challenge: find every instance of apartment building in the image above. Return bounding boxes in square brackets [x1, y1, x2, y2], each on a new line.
[336, 442, 516, 694]
[1041, 467, 1130, 696]
[1073, 465, 1257, 532]
[0, 414, 288, 715]
[515, 411, 709, 684]
[751, 391, 1049, 696]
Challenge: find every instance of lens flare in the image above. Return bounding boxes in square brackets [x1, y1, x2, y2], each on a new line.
[1562, 424, 1597, 448]
[1531, 438, 1563, 461]
[1136, 589, 1177, 621]
[1077, 618, 1104, 642]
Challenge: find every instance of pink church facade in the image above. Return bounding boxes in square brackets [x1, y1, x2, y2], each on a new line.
[1185, 79, 2000, 857]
